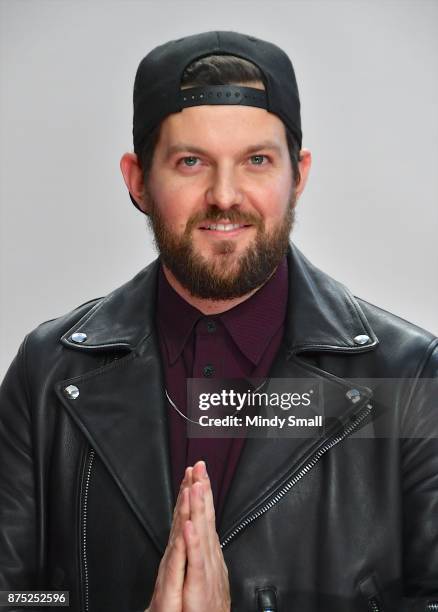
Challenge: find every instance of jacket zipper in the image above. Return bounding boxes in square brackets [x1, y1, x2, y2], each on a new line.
[366, 595, 438, 611]
[80, 447, 95, 612]
[220, 402, 373, 548]
[368, 597, 381, 611]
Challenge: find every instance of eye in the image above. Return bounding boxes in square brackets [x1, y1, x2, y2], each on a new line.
[249, 154, 268, 166]
[179, 156, 199, 167]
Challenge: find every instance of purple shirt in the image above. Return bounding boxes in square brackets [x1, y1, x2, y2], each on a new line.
[156, 257, 288, 524]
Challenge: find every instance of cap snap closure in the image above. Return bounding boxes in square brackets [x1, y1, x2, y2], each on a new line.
[353, 334, 370, 345]
[71, 332, 87, 343]
[64, 384, 79, 400]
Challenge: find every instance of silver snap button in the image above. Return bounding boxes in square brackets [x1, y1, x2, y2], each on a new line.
[71, 332, 87, 343]
[353, 334, 370, 345]
[64, 384, 79, 400]
[346, 388, 361, 403]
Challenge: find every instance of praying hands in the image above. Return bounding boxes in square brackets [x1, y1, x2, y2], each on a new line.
[145, 460, 231, 612]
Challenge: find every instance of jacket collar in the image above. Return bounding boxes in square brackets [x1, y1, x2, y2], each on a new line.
[60, 242, 378, 355]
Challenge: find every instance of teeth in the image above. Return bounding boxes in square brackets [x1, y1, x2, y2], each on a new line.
[207, 223, 244, 231]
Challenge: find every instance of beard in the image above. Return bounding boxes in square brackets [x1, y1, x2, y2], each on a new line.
[146, 191, 296, 300]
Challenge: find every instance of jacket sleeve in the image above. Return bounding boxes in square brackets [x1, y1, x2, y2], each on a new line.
[400, 338, 438, 610]
[0, 335, 40, 592]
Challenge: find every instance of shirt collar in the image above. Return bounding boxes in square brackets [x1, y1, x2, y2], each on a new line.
[156, 257, 288, 366]
[156, 266, 202, 365]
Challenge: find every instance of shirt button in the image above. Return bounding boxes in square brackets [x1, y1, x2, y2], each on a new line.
[206, 320, 216, 333]
[203, 364, 215, 377]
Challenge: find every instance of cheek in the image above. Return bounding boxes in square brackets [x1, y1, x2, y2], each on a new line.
[152, 169, 207, 205]
[150, 180, 199, 232]
[253, 185, 292, 224]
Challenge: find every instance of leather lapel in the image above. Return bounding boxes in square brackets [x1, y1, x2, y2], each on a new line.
[56, 258, 174, 555]
[55, 334, 173, 555]
[218, 341, 373, 542]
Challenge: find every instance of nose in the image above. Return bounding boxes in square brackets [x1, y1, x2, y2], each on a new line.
[205, 165, 243, 210]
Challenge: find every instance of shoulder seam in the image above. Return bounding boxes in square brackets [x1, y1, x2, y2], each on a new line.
[403, 337, 438, 415]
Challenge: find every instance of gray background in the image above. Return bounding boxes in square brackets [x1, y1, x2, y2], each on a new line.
[1, 0, 437, 379]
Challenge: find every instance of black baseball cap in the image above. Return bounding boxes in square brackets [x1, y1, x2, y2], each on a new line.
[129, 30, 302, 211]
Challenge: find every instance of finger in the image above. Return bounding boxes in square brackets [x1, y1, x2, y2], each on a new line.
[192, 461, 217, 553]
[169, 472, 191, 547]
[150, 489, 188, 612]
[188, 481, 210, 571]
[163, 521, 186, 582]
[185, 465, 193, 487]
[192, 461, 215, 525]
[163, 486, 189, 577]
[180, 466, 193, 523]
[174, 466, 191, 515]
[191, 459, 207, 482]
[183, 518, 205, 578]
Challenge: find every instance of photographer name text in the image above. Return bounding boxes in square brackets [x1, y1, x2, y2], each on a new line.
[198, 415, 323, 428]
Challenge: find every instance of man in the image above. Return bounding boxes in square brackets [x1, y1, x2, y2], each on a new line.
[0, 30, 437, 612]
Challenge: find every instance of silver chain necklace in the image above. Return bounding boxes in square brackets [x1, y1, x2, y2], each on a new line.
[165, 378, 269, 426]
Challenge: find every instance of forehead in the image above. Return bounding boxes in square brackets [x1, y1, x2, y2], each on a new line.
[156, 104, 288, 154]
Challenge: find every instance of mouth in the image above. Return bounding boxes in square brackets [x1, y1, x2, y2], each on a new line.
[198, 221, 253, 237]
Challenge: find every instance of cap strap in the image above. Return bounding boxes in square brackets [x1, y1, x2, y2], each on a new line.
[179, 85, 267, 110]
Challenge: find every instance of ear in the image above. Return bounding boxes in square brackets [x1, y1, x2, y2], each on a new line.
[295, 149, 312, 200]
[119, 153, 151, 214]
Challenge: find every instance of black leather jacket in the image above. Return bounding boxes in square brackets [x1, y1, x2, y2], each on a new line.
[1, 243, 437, 612]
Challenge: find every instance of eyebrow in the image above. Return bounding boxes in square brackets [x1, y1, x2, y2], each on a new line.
[165, 140, 283, 159]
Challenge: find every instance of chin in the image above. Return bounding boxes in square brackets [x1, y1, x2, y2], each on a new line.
[201, 250, 244, 270]
[201, 239, 251, 258]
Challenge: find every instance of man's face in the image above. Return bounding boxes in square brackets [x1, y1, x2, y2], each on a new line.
[144, 93, 297, 299]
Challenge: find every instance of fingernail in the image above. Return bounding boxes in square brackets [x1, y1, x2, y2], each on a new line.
[201, 460, 208, 478]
